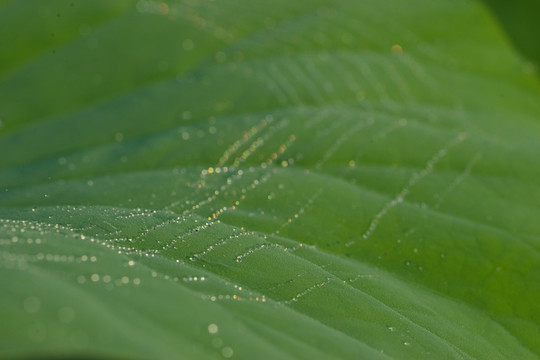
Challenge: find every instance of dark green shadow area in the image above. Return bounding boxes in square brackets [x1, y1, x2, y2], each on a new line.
[484, 0, 540, 73]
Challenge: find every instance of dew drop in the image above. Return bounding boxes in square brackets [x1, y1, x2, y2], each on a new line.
[58, 307, 75, 324]
[208, 323, 219, 334]
[222, 347, 234, 358]
[27, 323, 46, 342]
[182, 39, 194, 51]
[391, 44, 403, 54]
[23, 296, 41, 313]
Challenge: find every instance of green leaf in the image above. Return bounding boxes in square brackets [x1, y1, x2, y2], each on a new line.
[1, 0, 539, 359]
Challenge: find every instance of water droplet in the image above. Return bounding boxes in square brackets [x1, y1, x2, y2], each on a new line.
[212, 337, 223, 348]
[182, 39, 194, 51]
[23, 296, 41, 313]
[27, 323, 46, 342]
[182, 111, 192, 120]
[208, 323, 219, 334]
[58, 307, 75, 323]
[391, 44, 403, 54]
[157, 60, 169, 71]
[222, 347, 234, 358]
[215, 51, 227, 63]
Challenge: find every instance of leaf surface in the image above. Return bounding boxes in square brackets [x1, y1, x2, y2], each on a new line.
[1, 0, 539, 359]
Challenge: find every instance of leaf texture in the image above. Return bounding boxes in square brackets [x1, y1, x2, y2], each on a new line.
[1, 0, 539, 359]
